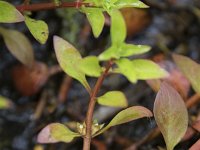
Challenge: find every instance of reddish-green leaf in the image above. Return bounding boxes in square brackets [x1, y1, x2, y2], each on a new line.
[95, 106, 152, 136]
[97, 91, 128, 107]
[53, 36, 91, 92]
[0, 1, 24, 23]
[37, 123, 80, 143]
[0, 27, 34, 68]
[173, 54, 200, 94]
[154, 82, 188, 150]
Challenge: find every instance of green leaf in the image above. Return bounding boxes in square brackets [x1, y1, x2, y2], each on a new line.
[98, 43, 151, 61]
[114, 58, 168, 83]
[110, 0, 119, 3]
[114, 0, 149, 9]
[0, 1, 24, 23]
[93, 0, 102, 6]
[79, 56, 102, 77]
[98, 45, 119, 60]
[97, 91, 128, 107]
[0, 27, 34, 68]
[25, 16, 49, 44]
[110, 9, 126, 44]
[115, 58, 137, 83]
[154, 82, 188, 150]
[53, 36, 91, 92]
[0, 95, 11, 109]
[37, 123, 81, 143]
[95, 106, 152, 136]
[173, 54, 200, 94]
[119, 43, 151, 57]
[83, 0, 102, 6]
[83, 8, 105, 38]
[132, 59, 169, 80]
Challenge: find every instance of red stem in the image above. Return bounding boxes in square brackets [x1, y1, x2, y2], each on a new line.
[16, 2, 92, 12]
[83, 60, 113, 150]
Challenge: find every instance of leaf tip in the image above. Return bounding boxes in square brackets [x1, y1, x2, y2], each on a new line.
[16, 14, 25, 22]
[0, 1, 25, 23]
[37, 125, 57, 144]
[53, 35, 60, 43]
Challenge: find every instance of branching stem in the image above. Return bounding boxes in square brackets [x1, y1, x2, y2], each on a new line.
[83, 60, 113, 150]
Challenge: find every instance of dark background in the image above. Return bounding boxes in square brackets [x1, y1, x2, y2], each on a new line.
[0, 0, 200, 149]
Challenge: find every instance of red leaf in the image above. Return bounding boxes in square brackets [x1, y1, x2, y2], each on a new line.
[154, 82, 188, 150]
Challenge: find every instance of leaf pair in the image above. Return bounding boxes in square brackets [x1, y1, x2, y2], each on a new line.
[82, 0, 148, 38]
[82, 3, 126, 39]
[54, 36, 168, 89]
[83, 1, 148, 68]
[98, 10, 151, 62]
[0, 1, 49, 44]
[37, 106, 152, 144]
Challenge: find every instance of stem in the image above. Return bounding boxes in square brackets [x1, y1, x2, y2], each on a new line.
[83, 60, 113, 150]
[16, 2, 93, 12]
